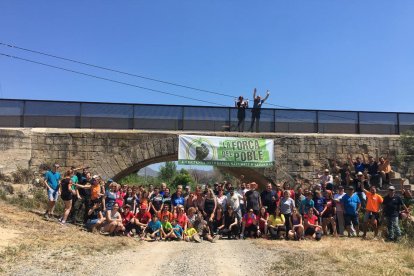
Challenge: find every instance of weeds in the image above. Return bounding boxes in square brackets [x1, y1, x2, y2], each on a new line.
[12, 167, 35, 184]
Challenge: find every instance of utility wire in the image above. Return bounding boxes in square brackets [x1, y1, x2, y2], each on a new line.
[0, 52, 312, 124]
[0, 52, 226, 107]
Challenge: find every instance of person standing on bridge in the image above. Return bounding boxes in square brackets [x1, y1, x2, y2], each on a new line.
[249, 88, 270, 133]
[235, 96, 248, 132]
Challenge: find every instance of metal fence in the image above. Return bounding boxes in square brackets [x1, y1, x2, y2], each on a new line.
[0, 98, 413, 134]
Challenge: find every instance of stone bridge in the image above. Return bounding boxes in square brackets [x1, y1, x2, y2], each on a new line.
[0, 128, 402, 187]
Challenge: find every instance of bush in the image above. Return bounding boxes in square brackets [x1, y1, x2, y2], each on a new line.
[12, 168, 35, 184]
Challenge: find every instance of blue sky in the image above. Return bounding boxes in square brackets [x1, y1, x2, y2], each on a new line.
[1, 1, 414, 112]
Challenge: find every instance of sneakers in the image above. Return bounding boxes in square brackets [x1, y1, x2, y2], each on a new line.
[212, 235, 220, 243]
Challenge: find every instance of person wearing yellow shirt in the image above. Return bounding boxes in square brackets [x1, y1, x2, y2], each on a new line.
[267, 208, 285, 239]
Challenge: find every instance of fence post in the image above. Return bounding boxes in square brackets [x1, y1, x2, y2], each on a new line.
[396, 113, 400, 135]
[132, 105, 135, 130]
[357, 112, 361, 134]
[21, 100, 26, 128]
[180, 106, 185, 131]
[79, 102, 83, 129]
[316, 111, 319, 133]
[228, 107, 231, 132]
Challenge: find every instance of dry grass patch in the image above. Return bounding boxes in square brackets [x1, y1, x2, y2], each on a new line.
[0, 201, 138, 274]
[255, 238, 414, 276]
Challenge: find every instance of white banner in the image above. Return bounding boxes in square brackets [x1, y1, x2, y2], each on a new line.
[178, 135, 274, 167]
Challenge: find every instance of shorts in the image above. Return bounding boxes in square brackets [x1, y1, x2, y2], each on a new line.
[61, 193, 72, 201]
[344, 213, 359, 226]
[85, 219, 100, 229]
[48, 188, 59, 201]
[364, 212, 380, 223]
[305, 227, 315, 236]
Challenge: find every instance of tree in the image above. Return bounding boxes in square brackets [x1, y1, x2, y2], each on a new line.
[170, 169, 194, 190]
[158, 162, 177, 183]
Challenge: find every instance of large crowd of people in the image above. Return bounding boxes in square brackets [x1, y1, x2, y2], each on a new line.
[40, 151, 413, 243]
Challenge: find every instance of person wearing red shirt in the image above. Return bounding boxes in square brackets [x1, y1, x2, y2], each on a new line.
[304, 208, 322, 241]
[241, 209, 258, 238]
[257, 206, 269, 237]
[135, 204, 152, 237]
[121, 204, 136, 236]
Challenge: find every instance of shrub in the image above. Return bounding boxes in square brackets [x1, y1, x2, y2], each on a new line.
[12, 168, 35, 184]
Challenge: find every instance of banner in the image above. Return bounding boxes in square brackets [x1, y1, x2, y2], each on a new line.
[178, 135, 274, 167]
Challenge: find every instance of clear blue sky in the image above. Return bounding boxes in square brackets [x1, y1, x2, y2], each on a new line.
[1, 1, 413, 112]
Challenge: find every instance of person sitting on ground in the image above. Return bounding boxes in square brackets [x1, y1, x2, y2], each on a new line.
[212, 205, 224, 235]
[135, 204, 152, 238]
[361, 185, 383, 239]
[320, 190, 337, 237]
[85, 200, 105, 232]
[160, 215, 173, 240]
[121, 204, 136, 237]
[257, 206, 269, 238]
[241, 208, 258, 239]
[341, 186, 361, 237]
[174, 205, 188, 232]
[145, 215, 162, 241]
[290, 208, 304, 240]
[303, 208, 322, 241]
[401, 181, 414, 221]
[170, 219, 184, 241]
[220, 206, 239, 239]
[195, 214, 219, 243]
[184, 221, 201, 242]
[102, 203, 124, 236]
[267, 207, 286, 239]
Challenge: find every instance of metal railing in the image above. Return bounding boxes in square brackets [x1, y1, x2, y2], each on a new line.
[0, 98, 413, 134]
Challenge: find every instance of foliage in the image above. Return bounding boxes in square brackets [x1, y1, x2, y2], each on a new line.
[397, 130, 414, 175]
[11, 167, 35, 184]
[118, 174, 159, 187]
[159, 162, 177, 183]
[170, 169, 194, 190]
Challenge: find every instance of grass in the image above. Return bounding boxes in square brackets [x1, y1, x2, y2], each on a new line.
[256, 238, 414, 276]
[0, 201, 137, 274]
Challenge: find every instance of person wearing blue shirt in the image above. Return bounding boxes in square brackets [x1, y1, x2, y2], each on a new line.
[146, 216, 162, 240]
[171, 219, 184, 240]
[340, 186, 361, 237]
[171, 185, 185, 208]
[41, 164, 60, 219]
[300, 192, 314, 216]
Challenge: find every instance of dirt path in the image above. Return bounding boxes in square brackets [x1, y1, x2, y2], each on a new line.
[117, 239, 275, 276]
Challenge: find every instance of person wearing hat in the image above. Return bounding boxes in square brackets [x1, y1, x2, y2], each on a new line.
[382, 186, 409, 242]
[353, 171, 369, 210]
[319, 169, 333, 191]
[121, 204, 136, 236]
[340, 186, 361, 237]
[135, 204, 152, 238]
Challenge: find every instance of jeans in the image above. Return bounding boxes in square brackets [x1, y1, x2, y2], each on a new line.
[386, 216, 401, 240]
[250, 112, 260, 132]
[237, 117, 245, 132]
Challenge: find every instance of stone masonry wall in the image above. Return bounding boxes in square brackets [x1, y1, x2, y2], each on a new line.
[0, 128, 402, 184]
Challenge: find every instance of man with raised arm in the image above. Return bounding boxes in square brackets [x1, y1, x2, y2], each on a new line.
[249, 88, 270, 133]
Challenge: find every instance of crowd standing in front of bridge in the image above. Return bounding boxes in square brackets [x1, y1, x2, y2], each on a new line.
[40, 150, 413, 243]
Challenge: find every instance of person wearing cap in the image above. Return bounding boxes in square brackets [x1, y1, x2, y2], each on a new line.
[121, 204, 136, 237]
[340, 186, 361, 237]
[353, 171, 369, 210]
[382, 186, 409, 242]
[361, 185, 383, 239]
[319, 169, 333, 191]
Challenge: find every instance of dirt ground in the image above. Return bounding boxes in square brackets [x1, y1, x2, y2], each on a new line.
[1, 201, 413, 276]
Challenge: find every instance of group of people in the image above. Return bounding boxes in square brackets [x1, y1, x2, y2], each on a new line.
[40, 151, 413, 243]
[235, 88, 270, 133]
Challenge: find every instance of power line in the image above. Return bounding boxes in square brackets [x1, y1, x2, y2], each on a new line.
[0, 41, 356, 122]
[0, 42, 234, 100]
[0, 52, 226, 107]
